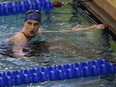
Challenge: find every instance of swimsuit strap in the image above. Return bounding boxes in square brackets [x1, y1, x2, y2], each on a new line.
[20, 32, 35, 39]
[20, 32, 29, 39]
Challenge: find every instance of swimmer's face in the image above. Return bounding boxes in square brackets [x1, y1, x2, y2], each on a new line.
[24, 19, 40, 37]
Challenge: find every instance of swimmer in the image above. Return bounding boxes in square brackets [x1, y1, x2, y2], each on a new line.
[1, 10, 106, 60]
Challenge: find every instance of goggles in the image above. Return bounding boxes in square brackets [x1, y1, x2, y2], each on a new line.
[26, 10, 41, 15]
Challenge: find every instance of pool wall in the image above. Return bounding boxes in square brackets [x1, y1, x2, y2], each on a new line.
[82, 0, 116, 35]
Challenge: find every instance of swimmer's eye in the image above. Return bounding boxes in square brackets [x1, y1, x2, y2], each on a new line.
[27, 21, 32, 26]
[34, 23, 39, 26]
[27, 21, 39, 27]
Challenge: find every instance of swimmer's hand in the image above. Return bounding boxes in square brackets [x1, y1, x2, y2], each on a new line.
[13, 53, 29, 60]
[17, 55, 29, 60]
[22, 56, 29, 60]
[90, 24, 107, 29]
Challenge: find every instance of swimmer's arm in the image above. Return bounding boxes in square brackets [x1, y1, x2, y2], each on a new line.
[13, 45, 28, 60]
[12, 34, 28, 60]
[39, 24, 106, 33]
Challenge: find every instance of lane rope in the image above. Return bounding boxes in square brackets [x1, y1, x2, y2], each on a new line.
[0, 0, 53, 16]
[0, 59, 115, 86]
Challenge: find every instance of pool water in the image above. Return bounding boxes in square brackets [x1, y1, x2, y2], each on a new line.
[0, 0, 116, 87]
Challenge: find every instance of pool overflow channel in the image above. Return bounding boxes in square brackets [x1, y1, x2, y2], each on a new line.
[0, 0, 116, 86]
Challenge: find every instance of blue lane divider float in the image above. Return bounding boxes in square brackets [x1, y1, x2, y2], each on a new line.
[0, 59, 116, 87]
[0, 0, 54, 16]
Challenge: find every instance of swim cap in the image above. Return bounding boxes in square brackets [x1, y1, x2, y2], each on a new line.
[25, 11, 41, 23]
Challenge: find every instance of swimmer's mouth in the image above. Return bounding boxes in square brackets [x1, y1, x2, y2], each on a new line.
[30, 31, 35, 34]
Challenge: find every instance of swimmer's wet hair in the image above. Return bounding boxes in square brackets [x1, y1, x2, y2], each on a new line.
[25, 10, 41, 23]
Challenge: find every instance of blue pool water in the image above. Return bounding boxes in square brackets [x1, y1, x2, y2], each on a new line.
[0, 2, 116, 87]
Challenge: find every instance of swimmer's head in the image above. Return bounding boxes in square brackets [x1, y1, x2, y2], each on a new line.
[25, 10, 41, 23]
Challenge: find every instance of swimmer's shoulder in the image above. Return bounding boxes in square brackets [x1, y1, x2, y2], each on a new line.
[13, 32, 26, 39]
[12, 32, 28, 43]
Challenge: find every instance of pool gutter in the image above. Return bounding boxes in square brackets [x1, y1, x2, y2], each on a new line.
[80, 0, 116, 37]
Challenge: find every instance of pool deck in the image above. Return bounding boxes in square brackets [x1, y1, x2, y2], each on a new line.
[82, 0, 116, 35]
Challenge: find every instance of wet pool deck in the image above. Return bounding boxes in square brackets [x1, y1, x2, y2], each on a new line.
[82, 0, 116, 35]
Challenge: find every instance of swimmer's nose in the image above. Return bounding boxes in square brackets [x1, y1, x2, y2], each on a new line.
[31, 25, 34, 30]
